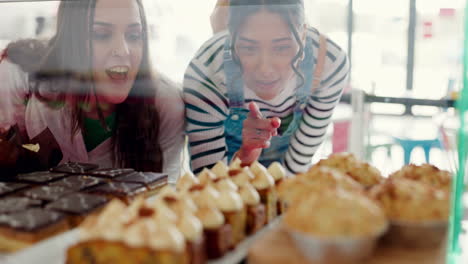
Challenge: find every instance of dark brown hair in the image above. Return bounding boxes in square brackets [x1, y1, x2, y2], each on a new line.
[6, 0, 162, 171]
[228, 0, 306, 89]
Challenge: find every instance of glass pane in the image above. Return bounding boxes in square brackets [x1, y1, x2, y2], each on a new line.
[413, 0, 465, 100]
[352, 0, 409, 97]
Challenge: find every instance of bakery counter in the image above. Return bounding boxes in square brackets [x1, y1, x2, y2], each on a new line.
[1, 218, 282, 264]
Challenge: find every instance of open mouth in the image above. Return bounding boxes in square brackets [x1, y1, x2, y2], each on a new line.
[105, 66, 129, 81]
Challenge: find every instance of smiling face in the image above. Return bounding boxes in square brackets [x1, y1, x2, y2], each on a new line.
[91, 0, 143, 105]
[235, 10, 303, 101]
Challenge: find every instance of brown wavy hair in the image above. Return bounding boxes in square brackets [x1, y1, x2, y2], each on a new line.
[6, 0, 162, 171]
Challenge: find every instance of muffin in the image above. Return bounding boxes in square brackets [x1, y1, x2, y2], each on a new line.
[284, 190, 388, 264]
[369, 177, 449, 222]
[389, 164, 451, 192]
[239, 183, 266, 235]
[316, 153, 384, 187]
[250, 161, 277, 223]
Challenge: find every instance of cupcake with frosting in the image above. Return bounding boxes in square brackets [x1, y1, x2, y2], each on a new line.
[197, 168, 218, 186]
[191, 185, 233, 259]
[228, 167, 255, 187]
[211, 161, 230, 179]
[215, 179, 246, 245]
[250, 161, 278, 223]
[267, 162, 287, 214]
[176, 172, 200, 192]
[239, 182, 266, 235]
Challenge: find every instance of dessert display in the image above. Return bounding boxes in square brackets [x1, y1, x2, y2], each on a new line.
[315, 152, 384, 187]
[388, 163, 451, 192]
[67, 199, 189, 264]
[249, 161, 278, 223]
[0, 162, 168, 253]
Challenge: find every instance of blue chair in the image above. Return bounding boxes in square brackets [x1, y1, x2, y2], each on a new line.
[392, 137, 443, 164]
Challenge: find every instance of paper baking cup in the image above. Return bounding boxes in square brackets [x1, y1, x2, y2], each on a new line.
[287, 227, 386, 264]
[383, 220, 448, 248]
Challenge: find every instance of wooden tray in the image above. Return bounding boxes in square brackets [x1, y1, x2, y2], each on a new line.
[248, 226, 446, 264]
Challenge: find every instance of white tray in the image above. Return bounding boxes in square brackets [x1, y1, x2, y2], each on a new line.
[1, 218, 281, 264]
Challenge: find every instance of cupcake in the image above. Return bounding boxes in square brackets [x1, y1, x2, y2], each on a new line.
[216, 181, 246, 245]
[191, 185, 233, 259]
[211, 161, 230, 179]
[197, 169, 217, 186]
[250, 161, 278, 223]
[229, 158, 242, 170]
[177, 211, 205, 264]
[267, 162, 287, 214]
[176, 172, 200, 192]
[195, 207, 232, 259]
[228, 167, 254, 187]
[239, 182, 266, 235]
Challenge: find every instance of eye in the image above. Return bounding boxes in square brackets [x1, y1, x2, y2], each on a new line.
[274, 45, 292, 53]
[126, 32, 143, 42]
[92, 30, 111, 41]
[238, 46, 258, 54]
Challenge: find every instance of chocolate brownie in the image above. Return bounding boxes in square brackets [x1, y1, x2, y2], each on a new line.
[50, 162, 99, 174]
[15, 171, 67, 184]
[0, 197, 42, 214]
[88, 168, 135, 178]
[46, 193, 109, 215]
[48, 175, 104, 191]
[86, 182, 146, 198]
[22, 186, 74, 201]
[114, 172, 167, 189]
[0, 208, 65, 232]
[0, 182, 30, 197]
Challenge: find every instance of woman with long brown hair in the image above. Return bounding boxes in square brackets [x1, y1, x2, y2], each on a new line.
[0, 0, 184, 182]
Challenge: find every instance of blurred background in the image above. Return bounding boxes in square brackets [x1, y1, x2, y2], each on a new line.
[0, 0, 465, 175]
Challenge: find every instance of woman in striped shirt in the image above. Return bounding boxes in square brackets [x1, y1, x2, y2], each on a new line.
[184, 0, 349, 174]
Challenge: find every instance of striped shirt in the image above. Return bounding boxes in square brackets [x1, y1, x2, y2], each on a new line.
[183, 27, 350, 174]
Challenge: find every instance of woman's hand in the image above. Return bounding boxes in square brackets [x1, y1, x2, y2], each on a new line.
[210, 0, 229, 34]
[235, 102, 281, 165]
